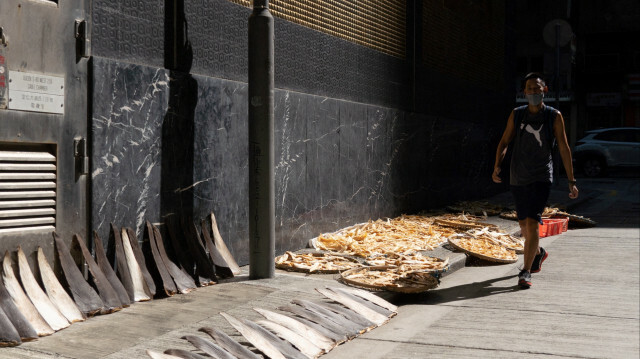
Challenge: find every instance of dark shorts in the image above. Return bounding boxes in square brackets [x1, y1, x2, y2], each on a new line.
[511, 182, 551, 225]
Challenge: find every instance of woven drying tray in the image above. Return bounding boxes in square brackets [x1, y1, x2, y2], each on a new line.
[364, 254, 450, 276]
[447, 236, 518, 264]
[340, 266, 439, 294]
[434, 218, 497, 230]
[275, 252, 361, 274]
[556, 211, 597, 227]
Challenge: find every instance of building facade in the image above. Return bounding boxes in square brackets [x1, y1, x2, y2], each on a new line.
[0, 0, 513, 265]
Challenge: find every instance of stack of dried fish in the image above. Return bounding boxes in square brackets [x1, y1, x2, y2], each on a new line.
[340, 266, 439, 293]
[148, 286, 397, 359]
[313, 215, 450, 257]
[466, 228, 524, 253]
[275, 252, 361, 273]
[448, 233, 518, 263]
[500, 207, 597, 227]
[365, 253, 449, 274]
[0, 211, 241, 347]
[446, 201, 504, 216]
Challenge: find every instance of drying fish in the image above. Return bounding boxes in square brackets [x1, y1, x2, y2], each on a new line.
[257, 319, 324, 358]
[125, 227, 157, 296]
[0, 305, 21, 347]
[253, 308, 335, 351]
[210, 212, 241, 275]
[340, 266, 439, 293]
[166, 216, 195, 276]
[466, 228, 524, 253]
[144, 222, 177, 296]
[146, 350, 182, 359]
[220, 312, 287, 359]
[275, 252, 361, 273]
[73, 234, 123, 313]
[2, 251, 53, 336]
[316, 288, 388, 326]
[53, 232, 104, 316]
[200, 220, 233, 278]
[365, 252, 449, 273]
[37, 247, 85, 323]
[313, 215, 449, 257]
[183, 219, 216, 286]
[448, 234, 518, 263]
[331, 287, 394, 318]
[164, 349, 209, 359]
[198, 326, 261, 359]
[322, 302, 375, 329]
[121, 228, 152, 301]
[0, 279, 38, 341]
[277, 304, 351, 339]
[291, 299, 364, 336]
[337, 286, 398, 312]
[434, 217, 497, 230]
[16, 247, 70, 331]
[181, 335, 236, 359]
[292, 315, 345, 343]
[152, 224, 197, 294]
[242, 318, 307, 359]
[110, 224, 136, 302]
[446, 201, 503, 216]
[92, 232, 131, 307]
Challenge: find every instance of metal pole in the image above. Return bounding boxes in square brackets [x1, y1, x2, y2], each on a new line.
[248, 0, 275, 279]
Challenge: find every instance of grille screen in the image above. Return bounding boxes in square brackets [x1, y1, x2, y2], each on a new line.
[0, 147, 56, 235]
[228, 0, 406, 58]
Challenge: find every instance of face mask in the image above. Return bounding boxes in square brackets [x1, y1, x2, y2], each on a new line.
[526, 93, 544, 106]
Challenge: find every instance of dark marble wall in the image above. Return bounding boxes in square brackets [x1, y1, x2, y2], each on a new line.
[91, 58, 501, 265]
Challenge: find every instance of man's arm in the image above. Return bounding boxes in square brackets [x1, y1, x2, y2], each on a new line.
[492, 111, 516, 183]
[553, 111, 579, 199]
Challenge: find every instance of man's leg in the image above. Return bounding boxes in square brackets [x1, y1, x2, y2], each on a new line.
[522, 217, 541, 272]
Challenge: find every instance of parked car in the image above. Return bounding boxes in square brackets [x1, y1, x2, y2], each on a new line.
[573, 127, 640, 177]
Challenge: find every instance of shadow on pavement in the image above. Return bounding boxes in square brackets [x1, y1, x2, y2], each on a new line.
[391, 274, 520, 306]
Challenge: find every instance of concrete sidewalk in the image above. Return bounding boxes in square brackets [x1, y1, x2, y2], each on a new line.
[1, 186, 638, 359]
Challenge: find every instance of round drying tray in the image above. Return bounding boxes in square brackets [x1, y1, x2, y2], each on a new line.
[447, 237, 518, 264]
[340, 266, 439, 294]
[275, 252, 362, 274]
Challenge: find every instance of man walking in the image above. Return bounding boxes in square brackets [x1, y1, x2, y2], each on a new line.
[492, 73, 579, 289]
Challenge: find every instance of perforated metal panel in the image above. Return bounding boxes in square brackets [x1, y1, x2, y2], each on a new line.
[0, 149, 56, 234]
[229, 0, 406, 58]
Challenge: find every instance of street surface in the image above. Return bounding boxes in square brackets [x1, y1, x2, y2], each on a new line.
[324, 176, 640, 358]
[1, 176, 638, 359]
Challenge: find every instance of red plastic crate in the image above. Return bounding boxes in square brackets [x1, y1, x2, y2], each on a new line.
[539, 218, 567, 238]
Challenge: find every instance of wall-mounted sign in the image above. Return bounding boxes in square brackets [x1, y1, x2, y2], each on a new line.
[8, 71, 64, 114]
[0, 48, 7, 109]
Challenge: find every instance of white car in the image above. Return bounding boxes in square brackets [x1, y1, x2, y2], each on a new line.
[573, 127, 640, 177]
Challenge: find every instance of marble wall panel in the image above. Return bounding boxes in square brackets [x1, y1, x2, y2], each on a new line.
[337, 102, 369, 226]
[365, 107, 403, 219]
[274, 91, 309, 251]
[303, 96, 341, 235]
[91, 57, 169, 241]
[191, 76, 249, 263]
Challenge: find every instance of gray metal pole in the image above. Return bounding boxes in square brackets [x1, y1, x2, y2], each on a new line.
[248, 0, 275, 279]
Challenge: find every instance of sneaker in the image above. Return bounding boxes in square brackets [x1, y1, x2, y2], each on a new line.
[518, 270, 532, 289]
[531, 247, 548, 273]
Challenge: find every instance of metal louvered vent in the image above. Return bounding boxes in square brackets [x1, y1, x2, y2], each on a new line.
[0, 148, 57, 235]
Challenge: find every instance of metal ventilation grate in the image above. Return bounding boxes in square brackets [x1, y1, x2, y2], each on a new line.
[0, 149, 57, 235]
[228, 0, 407, 58]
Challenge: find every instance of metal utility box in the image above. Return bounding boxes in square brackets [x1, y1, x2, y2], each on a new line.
[0, 0, 89, 258]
